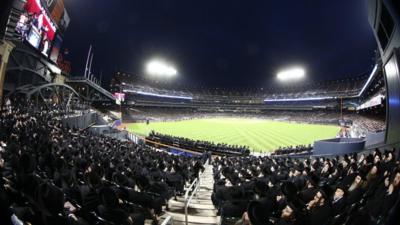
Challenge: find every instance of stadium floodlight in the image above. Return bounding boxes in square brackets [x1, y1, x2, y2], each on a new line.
[277, 67, 305, 81]
[146, 59, 177, 77]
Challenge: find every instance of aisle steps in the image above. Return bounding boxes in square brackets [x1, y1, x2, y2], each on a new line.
[163, 162, 220, 224]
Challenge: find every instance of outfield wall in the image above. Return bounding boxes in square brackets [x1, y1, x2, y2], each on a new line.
[313, 138, 366, 156]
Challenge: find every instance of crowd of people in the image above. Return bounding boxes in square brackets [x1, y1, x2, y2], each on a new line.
[147, 132, 250, 156]
[348, 113, 386, 135]
[212, 150, 399, 225]
[1, 94, 395, 225]
[0, 100, 206, 225]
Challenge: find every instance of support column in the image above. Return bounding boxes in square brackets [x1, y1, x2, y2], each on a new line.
[0, 40, 15, 106]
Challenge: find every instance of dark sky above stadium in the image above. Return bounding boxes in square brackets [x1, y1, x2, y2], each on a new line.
[64, 0, 377, 88]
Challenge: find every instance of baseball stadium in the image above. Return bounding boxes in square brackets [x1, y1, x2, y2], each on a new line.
[0, 0, 400, 225]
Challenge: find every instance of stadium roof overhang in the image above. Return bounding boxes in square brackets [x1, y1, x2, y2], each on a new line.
[357, 64, 378, 97]
[123, 89, 193, 100]
[263, 64, 379, 102]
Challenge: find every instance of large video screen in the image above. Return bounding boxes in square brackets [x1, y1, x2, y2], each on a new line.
[15, 0, 57, 57]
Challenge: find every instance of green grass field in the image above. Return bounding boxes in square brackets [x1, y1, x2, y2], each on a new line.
[126, 118, 339, 152]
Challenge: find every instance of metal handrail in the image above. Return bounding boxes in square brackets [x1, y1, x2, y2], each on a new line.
[184, 160, 208, 225]
[160, 215, 173, 225]
[184, 178, 198, 200]
[184, 177, 200, 225]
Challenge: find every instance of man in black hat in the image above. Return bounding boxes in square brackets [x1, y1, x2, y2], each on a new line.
[331, 185, 347, 216]
[306, 190, 331, 225]
[341, 163, 358, 189]
[98, 187, 145, 225]
[37, 182, 86, 225]
[274, 203, 299, 225]
[298, 174, 319, 203]
[346, 174, 366, 205]
[367, 169, 400, 223]
[233, 179, 276, 225]
[80, 171, 103, 213]
[219, 185, 250, 218]
[246, 194, 275, 225]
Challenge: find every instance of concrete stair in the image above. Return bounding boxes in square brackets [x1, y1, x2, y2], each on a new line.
[164, 162, 220, 224]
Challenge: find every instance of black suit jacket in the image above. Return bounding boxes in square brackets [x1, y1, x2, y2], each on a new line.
[98, 205, 129, 225]
[332, 197, 347, 216]
[308, 204, 332, 225]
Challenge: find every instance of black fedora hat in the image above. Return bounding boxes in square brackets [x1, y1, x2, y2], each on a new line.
[248, 196, 274, 225]
[281, 181, 298, 199]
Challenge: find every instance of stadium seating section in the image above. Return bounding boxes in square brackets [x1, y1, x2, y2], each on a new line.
[0, 97, 398, 225]
[0, 99, 206, 225]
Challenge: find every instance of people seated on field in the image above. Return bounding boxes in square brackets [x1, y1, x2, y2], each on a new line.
[148, 131, 250, 155]
[0, 100, 205, 225]
[272, 145, 313, 156]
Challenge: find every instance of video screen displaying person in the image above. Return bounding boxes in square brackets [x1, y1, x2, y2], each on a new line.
[15, 0, 57, 57]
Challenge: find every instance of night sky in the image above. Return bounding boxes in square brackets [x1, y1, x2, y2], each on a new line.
[63, 0, 377, 88]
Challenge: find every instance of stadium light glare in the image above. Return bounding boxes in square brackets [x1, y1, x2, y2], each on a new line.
[277, 67, 305, 81]
[146, 60, 177, 77]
